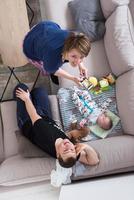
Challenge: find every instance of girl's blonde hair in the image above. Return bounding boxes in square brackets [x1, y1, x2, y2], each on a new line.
[62, 32, 91, 59]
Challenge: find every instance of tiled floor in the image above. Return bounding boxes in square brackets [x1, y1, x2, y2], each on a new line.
[0, 181, 60, 200]
[59, 173, 134, 200]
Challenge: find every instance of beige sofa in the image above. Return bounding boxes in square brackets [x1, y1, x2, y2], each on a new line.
[0, 0, 134, 186]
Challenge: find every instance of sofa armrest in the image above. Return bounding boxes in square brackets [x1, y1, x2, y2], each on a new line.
[116, 69, 134, 135]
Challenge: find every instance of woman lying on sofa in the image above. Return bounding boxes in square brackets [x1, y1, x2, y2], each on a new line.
[14, 83, 99, 168]
[23, 20, 91, 85]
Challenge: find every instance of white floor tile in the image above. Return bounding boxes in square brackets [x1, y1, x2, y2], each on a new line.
[0, 181, 60, 200]
[60, 173, 134, 200]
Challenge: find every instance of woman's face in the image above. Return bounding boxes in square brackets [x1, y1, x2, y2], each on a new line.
[66, 49, 85, 67]
[55, 138, 76, 161]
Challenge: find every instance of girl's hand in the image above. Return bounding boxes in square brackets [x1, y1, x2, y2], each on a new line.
[16, 88, 30, 102]
[72, 76, 82, 86]
[78, 65, 88, 78]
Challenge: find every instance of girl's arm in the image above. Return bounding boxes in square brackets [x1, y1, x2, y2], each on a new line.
[54, 68, 81, 85]
[78, 63, 88, 78]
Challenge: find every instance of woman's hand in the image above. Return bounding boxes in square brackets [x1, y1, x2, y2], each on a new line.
[76, 143, 100, 165]
[75, 143, 87, 154]
[78, 64, 88, 78]
[16, 88, 30, 102]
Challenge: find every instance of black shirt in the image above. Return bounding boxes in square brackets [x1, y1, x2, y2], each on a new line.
[22, 117, 69, 158]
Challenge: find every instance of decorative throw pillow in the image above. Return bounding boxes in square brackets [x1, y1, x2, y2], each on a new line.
[68, 0, 106, 42]
[57, 86, 123, 140]
[104, 6, 134, 76]
[15, 130, 50, 158]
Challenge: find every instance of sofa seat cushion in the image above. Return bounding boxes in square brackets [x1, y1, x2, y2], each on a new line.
[72, 135, 134, 180]
[42, 0, 75, 29]
[0, 155, 55, 186]
[116, 69, 134, 135]
[104, 5, 134, 76]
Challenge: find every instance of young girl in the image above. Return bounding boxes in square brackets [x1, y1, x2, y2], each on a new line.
[23, 20, 91, 85]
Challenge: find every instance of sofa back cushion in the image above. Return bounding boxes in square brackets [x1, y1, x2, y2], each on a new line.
[100, 0, 130, 18]
[104, 5, 134, 76]
[116, 69, 134, 135]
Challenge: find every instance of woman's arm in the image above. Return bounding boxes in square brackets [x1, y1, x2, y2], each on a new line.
[75, 143, 99, 166]
[54, 68, 81, 85]
[16, 88, 41, 124]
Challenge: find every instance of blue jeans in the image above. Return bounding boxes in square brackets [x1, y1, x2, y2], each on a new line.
[13, 83, 52, 129]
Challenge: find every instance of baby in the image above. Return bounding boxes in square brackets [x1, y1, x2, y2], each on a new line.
[72, 88, 113, 130]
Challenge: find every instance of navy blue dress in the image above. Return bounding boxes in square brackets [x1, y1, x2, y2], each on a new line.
[23, 21, 70, 73]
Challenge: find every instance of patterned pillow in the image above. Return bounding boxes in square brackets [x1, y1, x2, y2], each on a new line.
[57, 86, 123, 140]
[68, 0, 106, 42]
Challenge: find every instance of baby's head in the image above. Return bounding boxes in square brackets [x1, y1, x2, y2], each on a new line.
[97, 113, 113, 130]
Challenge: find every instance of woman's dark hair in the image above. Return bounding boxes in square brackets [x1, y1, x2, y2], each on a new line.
[62, 32, 91, 58]
[58, 155, 77, 168]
